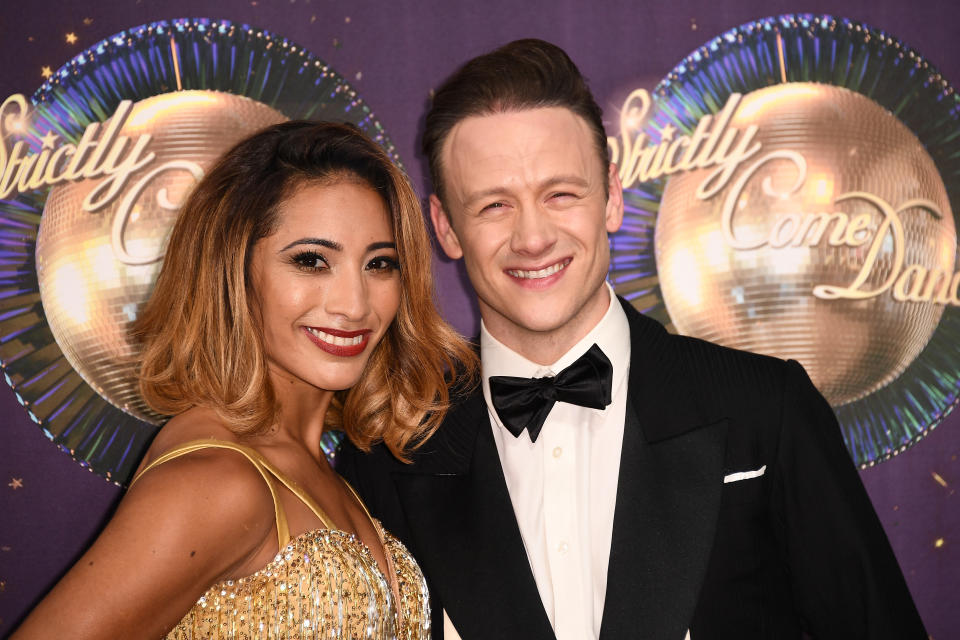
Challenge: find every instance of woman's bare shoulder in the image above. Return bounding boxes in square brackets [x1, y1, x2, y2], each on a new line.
[12, 411, 277, 639]
[142, 406, 242, 456]
[132, 408, 276, 547]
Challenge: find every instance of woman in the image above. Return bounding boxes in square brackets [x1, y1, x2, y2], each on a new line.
[14, 121, 477, 638]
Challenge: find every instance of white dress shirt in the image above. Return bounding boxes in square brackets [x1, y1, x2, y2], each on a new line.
[480, 282, 631, 640]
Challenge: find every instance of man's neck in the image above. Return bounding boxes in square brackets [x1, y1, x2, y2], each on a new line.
[480, 287, 614, 365]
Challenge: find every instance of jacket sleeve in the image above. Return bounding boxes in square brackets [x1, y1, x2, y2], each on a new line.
[772, 360, 926, 639]
[335, 439, 447, 638]
[336, 438, 376, 504]
[336, 439, 407, 536]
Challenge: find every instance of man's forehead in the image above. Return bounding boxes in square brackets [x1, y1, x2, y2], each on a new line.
[445, 107, 594, 149]
[440, 107, 597, 188]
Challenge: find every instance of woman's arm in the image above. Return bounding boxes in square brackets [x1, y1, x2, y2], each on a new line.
[12, 447, 276, 639]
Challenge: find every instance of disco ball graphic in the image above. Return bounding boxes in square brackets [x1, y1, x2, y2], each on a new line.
[0, 19, 400, 482]
[36, 92, 286, 423]
[609, 15, 960, 467]
[656, 83, 955, 406]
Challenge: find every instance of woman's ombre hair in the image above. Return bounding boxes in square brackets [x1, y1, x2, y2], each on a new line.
[134, 120, 477, 459]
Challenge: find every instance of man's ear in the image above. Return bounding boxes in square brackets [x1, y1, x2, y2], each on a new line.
[605, 162, 625, 234]
[429, 194, 464, 259]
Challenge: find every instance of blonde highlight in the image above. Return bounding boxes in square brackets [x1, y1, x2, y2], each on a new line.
[133, 121, 476, 456]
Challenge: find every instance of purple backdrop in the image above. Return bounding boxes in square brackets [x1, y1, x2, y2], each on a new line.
[1, 0, 958, 636]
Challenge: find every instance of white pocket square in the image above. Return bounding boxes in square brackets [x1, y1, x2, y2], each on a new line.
[723, 465, 766, 483]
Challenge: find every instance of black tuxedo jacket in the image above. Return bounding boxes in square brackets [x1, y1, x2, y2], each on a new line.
[338, 299, 926, 639]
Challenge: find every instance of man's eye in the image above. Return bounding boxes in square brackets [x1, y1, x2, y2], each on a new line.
[481, 202, 506, 212]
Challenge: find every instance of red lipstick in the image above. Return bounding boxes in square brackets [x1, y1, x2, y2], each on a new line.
[303, 326, 371, 357]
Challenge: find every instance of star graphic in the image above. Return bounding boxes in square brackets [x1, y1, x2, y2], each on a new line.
[41, 66, 52, 79]
[0, 580, 5, 592]
[8, 478, 23, 489]
[40, 131, 58, 149]
[83, 17, 94, 26]
[65, 32, 78, 45]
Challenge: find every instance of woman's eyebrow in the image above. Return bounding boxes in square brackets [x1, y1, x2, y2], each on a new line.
[279, 237, 342, 252]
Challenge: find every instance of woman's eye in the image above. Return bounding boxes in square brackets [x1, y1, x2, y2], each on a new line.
[367, 256, 401, 272]
[291, 251, 327, 271]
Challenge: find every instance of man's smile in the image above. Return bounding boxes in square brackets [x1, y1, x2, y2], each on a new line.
[506, 258, 571, 280]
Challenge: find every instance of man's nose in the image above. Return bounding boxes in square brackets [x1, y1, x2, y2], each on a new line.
[509, 204, 557, 256]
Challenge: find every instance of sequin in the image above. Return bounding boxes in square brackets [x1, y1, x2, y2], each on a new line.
[166, 527, 429, 639]
[132, 439, 430, 639]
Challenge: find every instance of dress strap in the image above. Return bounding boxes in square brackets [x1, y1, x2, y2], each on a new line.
[338, 475, 401, 605]
[131, 439, 306, 549]
[340, 477, 375, 522]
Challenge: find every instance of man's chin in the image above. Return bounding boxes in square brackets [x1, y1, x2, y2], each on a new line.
[505, 307, 582, 336]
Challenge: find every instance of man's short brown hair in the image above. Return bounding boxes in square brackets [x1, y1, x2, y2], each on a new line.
[422, 38, 608, 205]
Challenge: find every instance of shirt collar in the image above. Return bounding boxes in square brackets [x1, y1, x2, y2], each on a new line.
[480, 282, 631, 420]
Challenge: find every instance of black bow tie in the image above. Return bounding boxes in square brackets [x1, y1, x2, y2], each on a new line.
[489, 344, 613, 443]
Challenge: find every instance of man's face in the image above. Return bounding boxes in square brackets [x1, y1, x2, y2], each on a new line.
[430, 107, 623, 360]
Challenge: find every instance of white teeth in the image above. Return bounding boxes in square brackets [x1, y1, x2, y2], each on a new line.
[307, 328, 364, 346]
[508, 260, 568, 279]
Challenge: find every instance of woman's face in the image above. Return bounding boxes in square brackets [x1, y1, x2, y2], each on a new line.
[250, 179, 401, 393]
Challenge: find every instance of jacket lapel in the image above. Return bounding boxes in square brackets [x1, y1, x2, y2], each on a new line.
[392, 391, 555, 639]
[599, 301, 728, 640]
[393, 300, 726, 640]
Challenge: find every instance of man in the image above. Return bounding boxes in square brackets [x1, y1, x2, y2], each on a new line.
[337, 39, 926, 639]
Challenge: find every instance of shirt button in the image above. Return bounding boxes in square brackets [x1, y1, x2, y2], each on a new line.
[552, 446, 563, 458]
[557, 541, 569, 554]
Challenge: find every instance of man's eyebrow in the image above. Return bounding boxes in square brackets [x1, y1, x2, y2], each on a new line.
[279, 238, 342, 252]
[540, 174, 591, 190]
[463, 175, 592, 204]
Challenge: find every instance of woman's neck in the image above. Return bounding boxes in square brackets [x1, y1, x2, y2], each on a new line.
[265, 367, 335, 464]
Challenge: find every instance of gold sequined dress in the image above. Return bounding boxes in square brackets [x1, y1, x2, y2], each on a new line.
[132, 439, 430, 639]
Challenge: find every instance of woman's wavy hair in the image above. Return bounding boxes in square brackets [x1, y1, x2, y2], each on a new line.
[133, 120, 477, 459]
